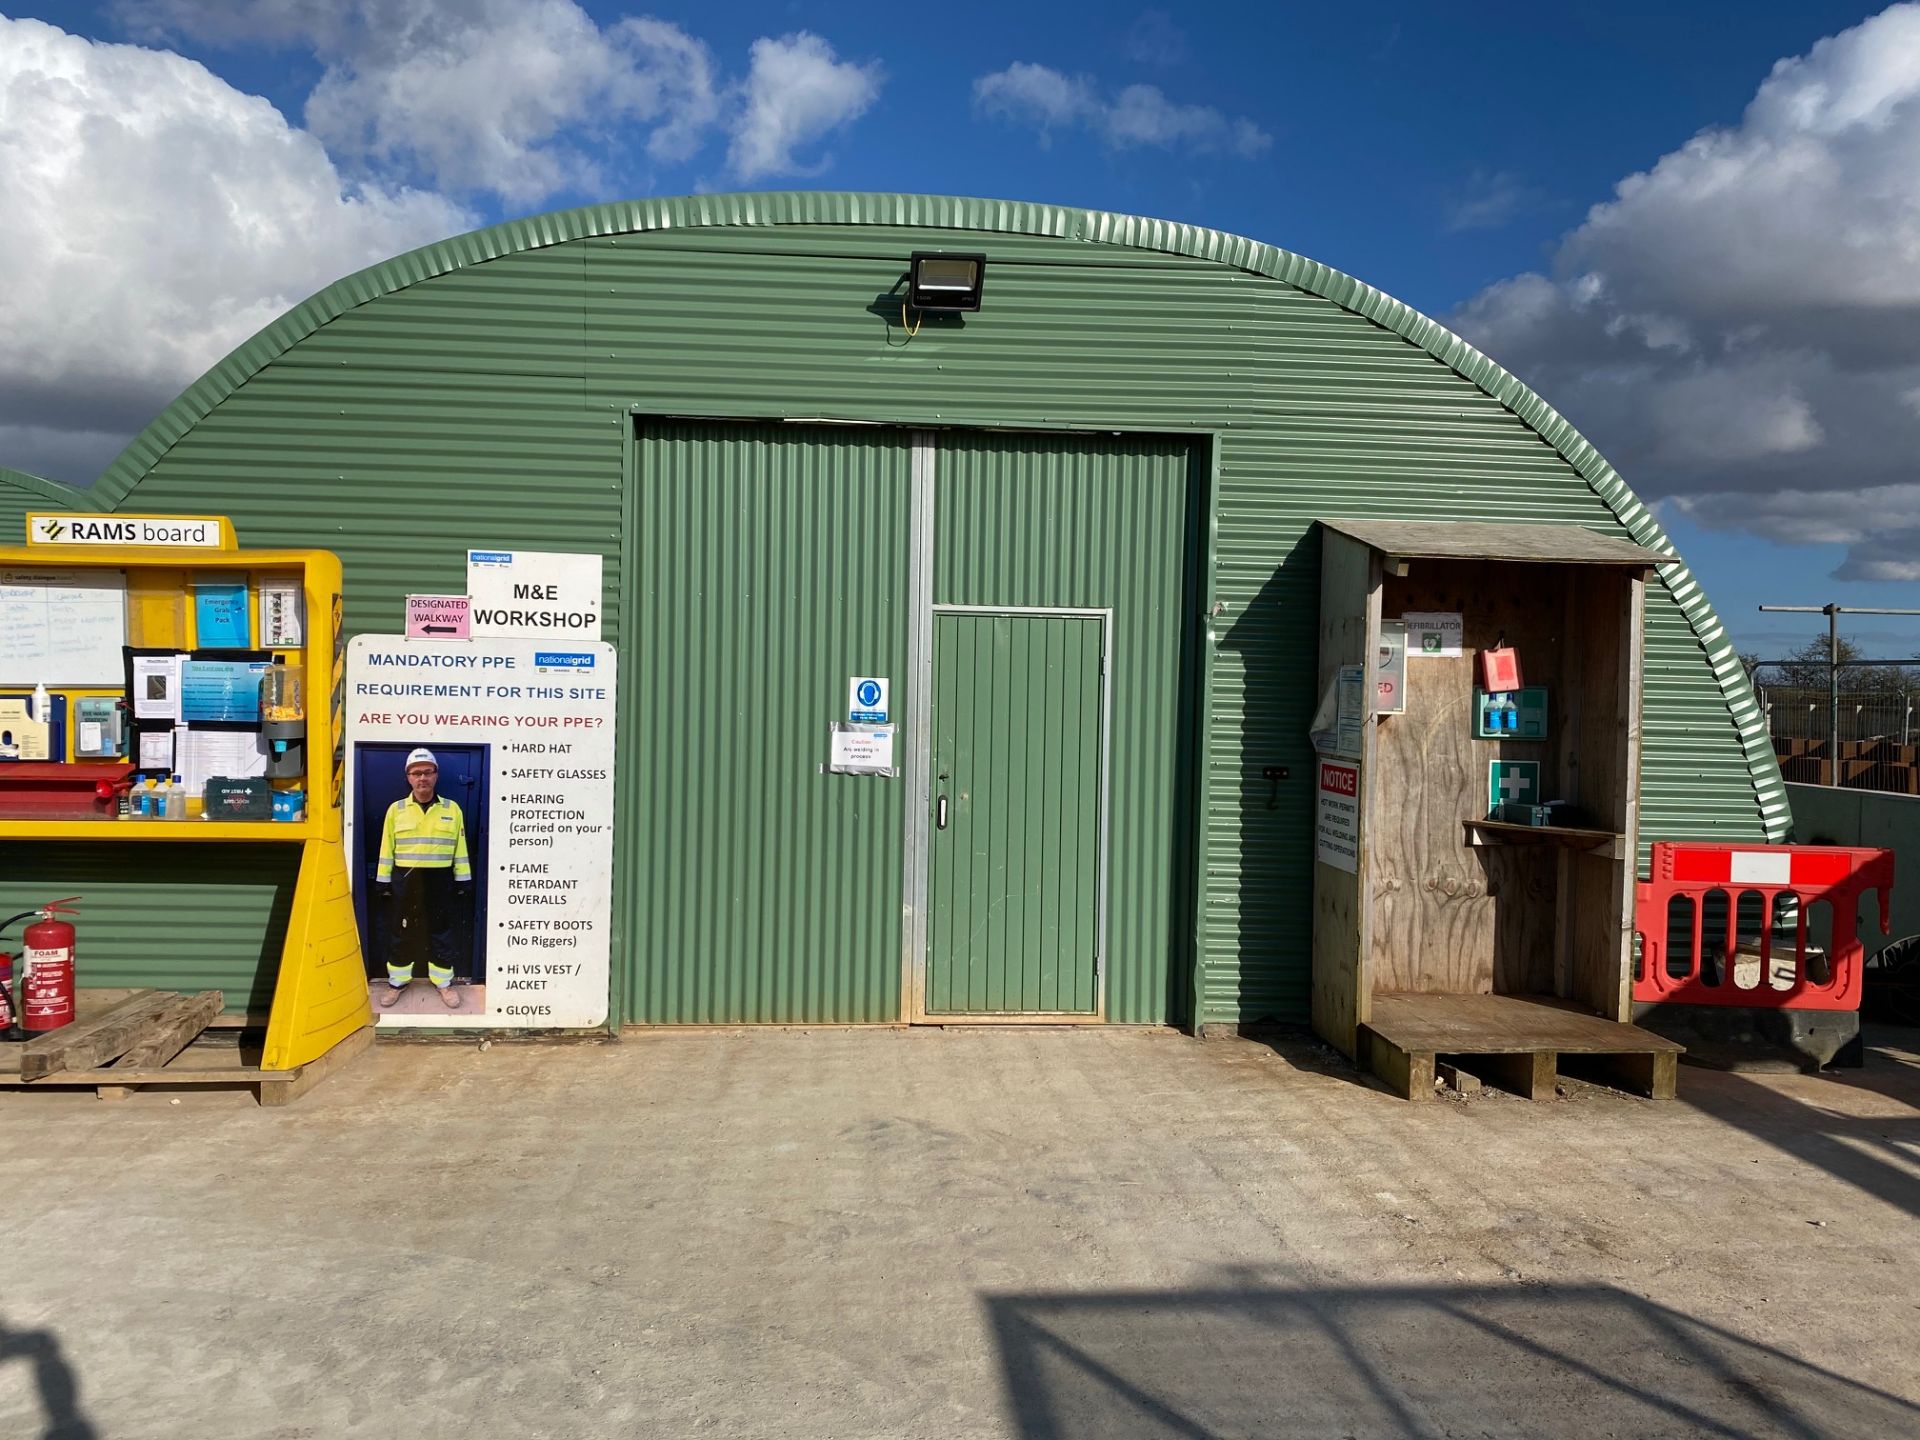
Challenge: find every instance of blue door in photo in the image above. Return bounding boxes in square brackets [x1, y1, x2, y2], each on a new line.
[354, 743, 489, 981]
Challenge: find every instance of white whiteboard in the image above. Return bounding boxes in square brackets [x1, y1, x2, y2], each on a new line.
[0, 568, 127, 685]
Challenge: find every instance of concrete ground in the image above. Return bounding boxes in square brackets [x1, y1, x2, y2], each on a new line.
[1, 1026, 1917, 1439]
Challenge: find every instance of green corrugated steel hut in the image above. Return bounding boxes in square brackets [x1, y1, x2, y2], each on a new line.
[0, 193, 1787, 1029]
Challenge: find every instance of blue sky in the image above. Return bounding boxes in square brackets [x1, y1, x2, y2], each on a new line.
[5, 1, 1919, 655]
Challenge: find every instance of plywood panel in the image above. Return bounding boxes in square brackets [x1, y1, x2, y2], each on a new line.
[1310, 529, 1376, 1056]
[1567, 569, 1643, 1019]
[1371, 561, 1569, 994]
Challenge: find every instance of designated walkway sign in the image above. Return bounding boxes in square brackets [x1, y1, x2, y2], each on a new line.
[406, 594, 471, 639]
[848, 676, 889, 723]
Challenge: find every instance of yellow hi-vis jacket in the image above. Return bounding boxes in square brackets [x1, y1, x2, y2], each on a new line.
[377, 796, 472, 882]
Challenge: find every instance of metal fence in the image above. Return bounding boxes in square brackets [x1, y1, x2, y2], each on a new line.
[1759, 688, 1915, 745]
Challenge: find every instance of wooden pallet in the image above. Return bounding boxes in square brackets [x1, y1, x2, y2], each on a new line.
[1361, 992, 1683, 1102]
[0, 989, 372, 1105]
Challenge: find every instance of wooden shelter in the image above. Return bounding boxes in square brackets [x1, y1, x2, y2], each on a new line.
[1312, 519, 1682, 1100]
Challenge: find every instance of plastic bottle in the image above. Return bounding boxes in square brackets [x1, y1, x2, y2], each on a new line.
[30, 682, 49, 725]
[167, 774, 186, 820]
[132, 779, 151, 819]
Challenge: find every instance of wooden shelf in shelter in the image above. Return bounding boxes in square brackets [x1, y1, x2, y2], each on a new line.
[1461, 818, 1625, 857]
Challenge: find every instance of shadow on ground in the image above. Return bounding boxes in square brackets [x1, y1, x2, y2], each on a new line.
[0, 1318, 95, 1440]
[1681, 1024, 1920, 1218]
[985, 1272, 1917, 1439]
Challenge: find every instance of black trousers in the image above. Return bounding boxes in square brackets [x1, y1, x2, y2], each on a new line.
[389, 866, 462, 982]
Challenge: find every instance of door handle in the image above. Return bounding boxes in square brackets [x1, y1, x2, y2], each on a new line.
[936, 794, 949, 831]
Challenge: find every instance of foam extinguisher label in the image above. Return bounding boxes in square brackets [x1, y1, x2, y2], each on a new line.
[23, 945, 72, 1018]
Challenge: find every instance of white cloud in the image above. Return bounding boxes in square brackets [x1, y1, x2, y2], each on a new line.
[1448, 4, 1920, 582]
[726, 33, 882, 182]
[120, 1, 724, 204]
[1123, 11, 1189, 68]
[1444, 170, 1535, 233]
[0, 17, 470, 482]
[974, 62, 1269, 157]
[122, 3, 882, 199]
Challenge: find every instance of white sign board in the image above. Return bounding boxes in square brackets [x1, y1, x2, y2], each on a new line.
[466, 549, 603, 641]
[848, 676, 890, 723]
[1376, 620, 1407, 715]
[1316, 758, 1361, 873]
[829, 722, 896, 776]
[346, 636, 617, 1029]
[0, 567, 127, 685]
[26, 513, 225, 549]
[1403, 611, 1463, 658]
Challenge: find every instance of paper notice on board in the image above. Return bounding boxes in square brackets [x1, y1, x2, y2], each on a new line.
[133, 654, 183, 721]
[138, 729, 175, 770]
[1335, 664, 1366, 759]
[179, 729, 267, 797]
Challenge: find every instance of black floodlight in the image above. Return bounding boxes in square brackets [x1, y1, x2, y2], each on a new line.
[908, 251, 986, 312]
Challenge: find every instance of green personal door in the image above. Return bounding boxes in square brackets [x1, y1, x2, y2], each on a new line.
[927, 611, 1106, 1016]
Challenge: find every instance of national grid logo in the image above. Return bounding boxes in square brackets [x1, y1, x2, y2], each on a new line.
[535, 652, 595, 672]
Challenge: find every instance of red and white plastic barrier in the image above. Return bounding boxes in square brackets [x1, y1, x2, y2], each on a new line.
[1634, 843, 1893, 1011]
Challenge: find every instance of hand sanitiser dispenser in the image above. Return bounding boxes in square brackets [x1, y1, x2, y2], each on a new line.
[260, 661, 305, 780]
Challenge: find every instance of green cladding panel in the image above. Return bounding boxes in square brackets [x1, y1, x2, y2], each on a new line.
[62, 194, 1781, 1025]
[0, 846, 297, 1017]
[934, 433, 1198, 1024]
[622, 421, 910, 1023]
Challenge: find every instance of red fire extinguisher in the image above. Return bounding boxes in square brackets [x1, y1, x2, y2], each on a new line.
[1, 899, 80, 1035]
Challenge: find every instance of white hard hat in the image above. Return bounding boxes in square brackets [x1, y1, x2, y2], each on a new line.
[405, 747, 438, 771]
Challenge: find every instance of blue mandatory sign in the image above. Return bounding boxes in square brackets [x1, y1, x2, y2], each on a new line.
[848, 675, 890, 723]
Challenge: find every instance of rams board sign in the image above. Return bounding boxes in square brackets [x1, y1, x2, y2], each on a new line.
[27, 514, 229, 549]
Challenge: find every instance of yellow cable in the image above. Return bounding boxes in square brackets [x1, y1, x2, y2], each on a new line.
[901, 299, 922, 338]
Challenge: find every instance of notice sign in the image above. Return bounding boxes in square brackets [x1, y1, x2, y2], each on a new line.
[346, 636, 617, 1029]
[1403, 611, 1464, 658]
[466, 549, 602, 641]
[1316, 758, 1361, 873]
[848, 676, 889, 723]
[829, 722, 897, 776]
[1376, 620, 1407, 715]
[406, 594, 470, 639]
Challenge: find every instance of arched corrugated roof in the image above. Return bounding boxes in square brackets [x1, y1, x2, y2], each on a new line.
[82, 190, 1786, 834]
[0, 465, 93, 509]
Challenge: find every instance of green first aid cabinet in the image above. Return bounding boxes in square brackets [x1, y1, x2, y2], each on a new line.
[0, 194, 1789, 1030]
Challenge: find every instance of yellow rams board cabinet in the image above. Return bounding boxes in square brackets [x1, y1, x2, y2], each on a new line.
[0, 514, 370, 1070]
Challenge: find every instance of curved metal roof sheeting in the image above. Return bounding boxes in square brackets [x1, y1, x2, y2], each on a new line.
[0, 465, 94, 509]
[83, 190, 1787, 836]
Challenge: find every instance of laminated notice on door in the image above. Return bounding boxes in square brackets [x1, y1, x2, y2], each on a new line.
[829, 722, 897, 776]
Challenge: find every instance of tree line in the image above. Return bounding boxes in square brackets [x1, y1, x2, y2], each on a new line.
[1743, 635, 1920, 695]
